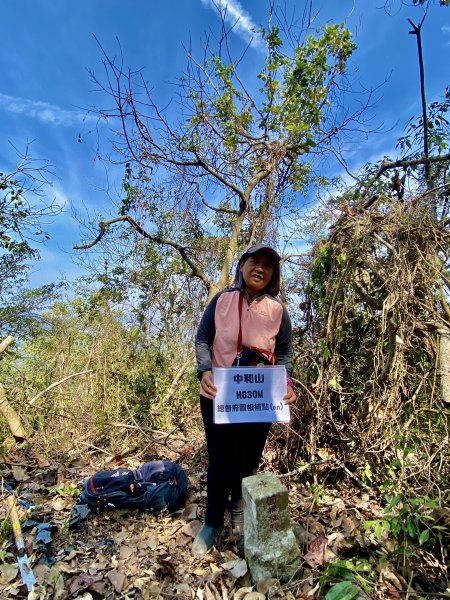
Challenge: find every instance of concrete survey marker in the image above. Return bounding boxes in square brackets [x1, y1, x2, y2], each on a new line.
[242, 472, 301, 583]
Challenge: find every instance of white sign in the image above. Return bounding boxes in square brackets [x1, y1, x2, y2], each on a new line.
[213, 366, 290, 424]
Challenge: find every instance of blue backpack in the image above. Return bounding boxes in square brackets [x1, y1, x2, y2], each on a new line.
[78, 460, 188, 515]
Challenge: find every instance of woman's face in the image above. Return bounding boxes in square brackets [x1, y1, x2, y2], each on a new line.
[240, 251, 275, 296]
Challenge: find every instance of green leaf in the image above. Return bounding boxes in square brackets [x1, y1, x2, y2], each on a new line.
[407, 519, 417, 539]
[418, 529, 430, 545]
[374, 521, 383, 540]
[325, 581, 360, 600]
[385, 494, 402, 511]
[327, 377, 342, 391]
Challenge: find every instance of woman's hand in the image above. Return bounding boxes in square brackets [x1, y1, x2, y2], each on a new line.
[200, 370, 217, 398]
[284, 385, 296, 405]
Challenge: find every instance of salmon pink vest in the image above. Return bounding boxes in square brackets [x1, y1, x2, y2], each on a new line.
[212, 290, 283, 370]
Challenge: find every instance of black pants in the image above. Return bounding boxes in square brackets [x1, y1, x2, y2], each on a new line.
[200, 395, 271, 528]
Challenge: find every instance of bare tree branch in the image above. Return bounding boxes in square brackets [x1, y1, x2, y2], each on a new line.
[362, 153, 450, 199]
[74, 215, 211, 289]
[28, 369, 94, 406]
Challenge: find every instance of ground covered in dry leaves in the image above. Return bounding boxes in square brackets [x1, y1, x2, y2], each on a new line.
[1, 432, 448, 599]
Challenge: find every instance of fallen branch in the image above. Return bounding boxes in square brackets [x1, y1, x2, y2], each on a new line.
[279, 459, 328, 478]
[28, 369, 93, 406]
[338, 461, 371, 492]
[0, 384, 28, 441]
[162, 352, 195, 404]
[77, 440, 113, 455]
[0, 335, 14, 354]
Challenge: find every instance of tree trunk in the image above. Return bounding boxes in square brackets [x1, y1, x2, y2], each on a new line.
[438, 326, 450, 403]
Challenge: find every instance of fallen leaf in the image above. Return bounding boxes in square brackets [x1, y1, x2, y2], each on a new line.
[69, 572, 104, 595]
[175, 582, 192, 594]
[222, 559, 248, 578]
[303, 533, 328, 568]
[119, 545, 134, 560]
[0, 563, 18, 584]
[89, 579, 106, 595]
[195, 587, 205, 600]
[33, 564, 51, 585]
[35, 455, 51, 467]
[192, 566, 209, 576]
[327, 532, 354, 554]
[379, 564, 406, 591]
[256, 578, 280, 595]
[106, 569, 126, 593]
[181, 519, 202, 537]
[292, 523, 310, 547]
[233, 587, 254, 600]
[176, 532, 191, 547]
[204, 584, 217, 600]
[50, 497, 66, 512]
[53, 561, 76, 574]
[138, 535, 158, 550]
[182, 503, 199, 521]
[377, 583, 402, 599]
[12, 465, 29, 481]
[341, 515, 359, 535]
[155, 559, 175, 577]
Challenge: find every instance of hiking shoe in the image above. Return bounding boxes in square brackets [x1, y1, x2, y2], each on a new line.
[191, 524, 223, 556]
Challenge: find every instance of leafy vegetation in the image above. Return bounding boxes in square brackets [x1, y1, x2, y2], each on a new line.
[0, 149, 59, 294]
[1, 2, 449, 597]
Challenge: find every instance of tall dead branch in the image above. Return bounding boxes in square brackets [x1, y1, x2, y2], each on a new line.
[0, 336, 28, 442]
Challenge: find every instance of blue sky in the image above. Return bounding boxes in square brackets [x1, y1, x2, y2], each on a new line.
[1, 0, 449, 288]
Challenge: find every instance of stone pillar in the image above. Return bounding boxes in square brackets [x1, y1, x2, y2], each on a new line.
[242, 472, 301, 583]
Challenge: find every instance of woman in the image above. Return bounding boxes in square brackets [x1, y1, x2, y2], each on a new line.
[192, 244, 296, 555]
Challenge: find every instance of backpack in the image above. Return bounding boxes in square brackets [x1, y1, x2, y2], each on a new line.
[78, 460, 188, 515]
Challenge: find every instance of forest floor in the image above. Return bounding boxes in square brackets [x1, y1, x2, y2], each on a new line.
[0, 429, 448, 599]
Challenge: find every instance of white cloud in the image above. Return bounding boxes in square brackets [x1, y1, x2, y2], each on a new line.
[0, 92, 96, 126]
[48, 183, 69, 210]
[27, 247, 84, 288]
[442, 24, 450, 43]
[199, 0, 265, 50]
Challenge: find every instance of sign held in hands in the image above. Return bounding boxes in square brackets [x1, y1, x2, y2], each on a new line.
[213, 366, 290, 424]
